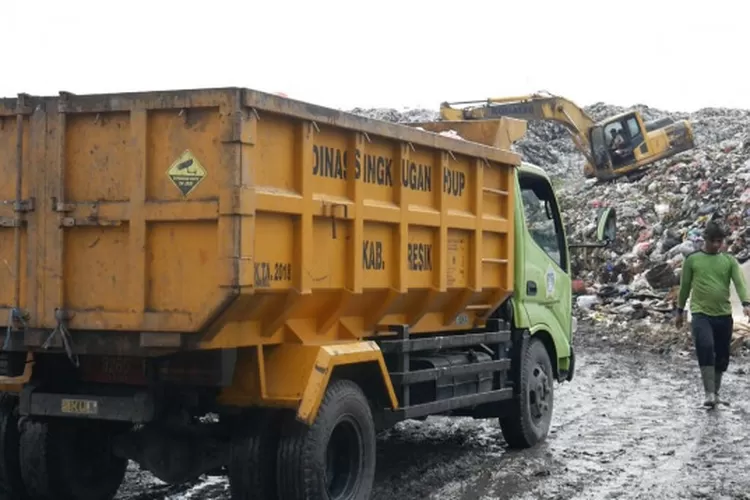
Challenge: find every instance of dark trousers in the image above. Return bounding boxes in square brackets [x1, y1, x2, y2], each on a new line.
[691, 313, 733, 372]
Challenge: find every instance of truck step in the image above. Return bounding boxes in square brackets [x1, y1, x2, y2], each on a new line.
[389, 359, 510, 385]
[386, 388, 513, 422]
[378, 329, 510, 354]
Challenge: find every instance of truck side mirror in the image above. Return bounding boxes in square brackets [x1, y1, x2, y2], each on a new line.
[568, 207, 617, 251]
[595, 207, 616, 244]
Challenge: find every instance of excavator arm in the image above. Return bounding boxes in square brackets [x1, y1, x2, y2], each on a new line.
[440, 92, 598, 168]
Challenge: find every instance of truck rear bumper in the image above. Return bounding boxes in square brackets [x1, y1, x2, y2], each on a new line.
[19, 386, 156, 423]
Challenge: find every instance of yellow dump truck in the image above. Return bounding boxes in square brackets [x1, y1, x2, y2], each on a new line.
[0, 88, 615, 500]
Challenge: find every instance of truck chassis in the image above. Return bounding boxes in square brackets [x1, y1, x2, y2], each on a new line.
[0, 316, 560, 500]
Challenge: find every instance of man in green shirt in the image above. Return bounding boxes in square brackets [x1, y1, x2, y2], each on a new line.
[676, 222, 750, 408]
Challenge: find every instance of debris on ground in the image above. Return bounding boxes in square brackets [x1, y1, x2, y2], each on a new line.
[348, 103, 750, 354]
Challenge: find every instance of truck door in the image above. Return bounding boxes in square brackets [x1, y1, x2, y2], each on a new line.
[516, 173, 572, 350]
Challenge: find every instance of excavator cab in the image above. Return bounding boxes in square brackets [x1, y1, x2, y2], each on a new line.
[589, 110, 694, 179]
[589, 112, 647, 175]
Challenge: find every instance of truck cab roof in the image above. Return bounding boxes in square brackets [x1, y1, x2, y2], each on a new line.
[517, 161, 551, 180]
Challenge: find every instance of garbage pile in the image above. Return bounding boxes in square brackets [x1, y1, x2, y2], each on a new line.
[349, 107, 439, 124]
[558, 106, 750, 352]
[348, 103, 750, 353]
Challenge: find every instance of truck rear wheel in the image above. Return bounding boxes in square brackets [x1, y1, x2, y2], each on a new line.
[277, 379, 376, 500]
[0, 395, 28, 499]
[19, 419, 127, 500]
[500, 336, 554, 449]
[228, 410, 282, 500]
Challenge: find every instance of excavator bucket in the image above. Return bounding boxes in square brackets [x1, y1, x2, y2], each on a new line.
[411, 117, 528, 151]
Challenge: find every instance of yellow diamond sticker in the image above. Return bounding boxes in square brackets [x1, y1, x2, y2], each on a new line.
[166, 150, 207, 197]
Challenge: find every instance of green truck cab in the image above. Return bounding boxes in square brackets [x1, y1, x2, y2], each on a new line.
[496, 161, 615, 446]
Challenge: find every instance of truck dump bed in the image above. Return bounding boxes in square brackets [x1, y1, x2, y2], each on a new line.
[0, 88, 518, 349]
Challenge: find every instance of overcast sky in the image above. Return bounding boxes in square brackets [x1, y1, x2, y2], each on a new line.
[4, 0, 747, 113]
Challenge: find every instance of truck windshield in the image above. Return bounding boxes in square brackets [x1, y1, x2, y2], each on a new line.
[519, 174, 568, 273]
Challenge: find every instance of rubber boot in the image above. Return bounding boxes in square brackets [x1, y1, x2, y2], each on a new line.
[700, 366, 716, 407]
[715, 370, 729, 405]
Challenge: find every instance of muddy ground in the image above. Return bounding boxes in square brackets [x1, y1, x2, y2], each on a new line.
[115, 337, 750, 500]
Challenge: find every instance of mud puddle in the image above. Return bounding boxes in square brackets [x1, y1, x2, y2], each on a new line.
[116, 346, 750, 500]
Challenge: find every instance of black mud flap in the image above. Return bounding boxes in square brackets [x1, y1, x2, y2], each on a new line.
[565, 348, 576, 382]
[508, 329, 530, 396]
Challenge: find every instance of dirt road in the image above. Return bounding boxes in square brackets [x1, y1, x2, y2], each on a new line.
[116, 345, 750, 500]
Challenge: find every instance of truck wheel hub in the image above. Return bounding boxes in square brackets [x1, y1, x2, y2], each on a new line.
[326, 416, 362, 499]
[529, 365, 550, 421]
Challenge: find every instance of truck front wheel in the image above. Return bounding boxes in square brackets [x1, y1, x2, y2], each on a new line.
[277, 379, 376, 500]
[500, 336, 554, 449]
[19, 419, 127, 500]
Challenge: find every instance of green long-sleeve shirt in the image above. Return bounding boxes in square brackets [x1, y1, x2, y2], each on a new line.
[677, 251, 750, 316]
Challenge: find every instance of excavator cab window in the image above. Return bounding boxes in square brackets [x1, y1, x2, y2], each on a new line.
[625, 115, 643, 144]
[589, 125, 611, 171]
[603, 118, 638, 168]
[604, 122, 627, 148]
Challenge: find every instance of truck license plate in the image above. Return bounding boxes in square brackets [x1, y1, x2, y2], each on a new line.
[79, 356, 147, 385]
[61, 398, 99, 415]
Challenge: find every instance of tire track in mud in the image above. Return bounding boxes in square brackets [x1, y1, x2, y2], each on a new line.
[116, 347, 750, 500]
[386, 350, 647, 500]
[430, 348, 750, 500]
[521, 352, 750, 500]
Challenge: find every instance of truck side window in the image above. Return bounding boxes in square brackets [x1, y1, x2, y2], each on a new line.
[519, 176, 567, 272]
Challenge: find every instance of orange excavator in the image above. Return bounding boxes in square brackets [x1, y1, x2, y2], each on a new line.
[418, 91, 696, 180]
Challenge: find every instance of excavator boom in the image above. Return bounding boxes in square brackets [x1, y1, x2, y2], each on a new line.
[442, 93, 594, 132]
[440, 93, 598, 170]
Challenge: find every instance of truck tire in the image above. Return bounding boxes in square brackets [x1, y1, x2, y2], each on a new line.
[228, 410, 282, 499]
[277, 379, 376, 500]
[19, 419, 127, 500]
[0, 395, 28, 500]
[500, 337, 554, 449]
